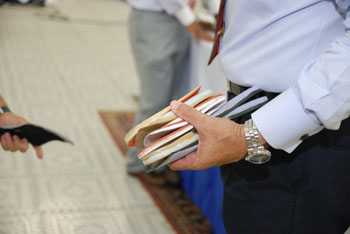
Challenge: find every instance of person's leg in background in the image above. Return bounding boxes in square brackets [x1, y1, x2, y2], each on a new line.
[126, 9, 191, 184]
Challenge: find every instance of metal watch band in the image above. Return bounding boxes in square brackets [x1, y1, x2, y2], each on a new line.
[244, 119, 271, 164]
[244, 119, 258, 155]
[0, 106, 10, 115]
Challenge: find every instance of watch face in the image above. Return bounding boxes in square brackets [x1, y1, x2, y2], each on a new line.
[246, 151, 271, 164]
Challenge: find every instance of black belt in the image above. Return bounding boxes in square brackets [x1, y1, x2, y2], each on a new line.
[227, 80, 278, 101]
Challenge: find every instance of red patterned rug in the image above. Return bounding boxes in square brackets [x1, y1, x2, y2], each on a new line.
[99, 111, 213, 234]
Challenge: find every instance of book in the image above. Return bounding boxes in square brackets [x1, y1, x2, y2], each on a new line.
[124, 86, 215, 147]
[142, 131, 198, 165]
[124, 86, 201, 147]
[125, 86, 269, 171]
[143, 94, 226, 146]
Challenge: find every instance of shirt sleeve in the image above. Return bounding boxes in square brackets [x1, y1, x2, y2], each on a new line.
[157, 0, 196, 26]
[252, 2, 350, 153]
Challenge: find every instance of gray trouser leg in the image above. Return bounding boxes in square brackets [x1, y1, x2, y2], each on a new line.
[125, 9, 191, 173]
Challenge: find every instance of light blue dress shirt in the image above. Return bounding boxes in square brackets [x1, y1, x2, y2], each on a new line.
[219, 0, 350, 152]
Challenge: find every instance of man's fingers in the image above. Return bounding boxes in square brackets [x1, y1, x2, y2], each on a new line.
[4, 133, 16, 152]
[171, 101, 209, 131]
[0, 132, 43, 159]
[1, 134, 9, 151]
[168, 151, 197, 170]
[34, 146, 43, 159]
[199, 30, 213, 42]
[13, 136, 29, 153]
[193, 29, 212, 43]
[187, 22, 213, 44]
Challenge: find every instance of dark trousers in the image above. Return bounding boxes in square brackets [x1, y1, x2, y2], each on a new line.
[221, 96, 350, 233]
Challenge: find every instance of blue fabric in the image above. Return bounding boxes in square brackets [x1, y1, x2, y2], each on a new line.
[180, 167, 226, 234]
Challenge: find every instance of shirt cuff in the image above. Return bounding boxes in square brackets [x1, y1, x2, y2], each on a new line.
[251, 87, 324, 153]
[207, 0, 220, 15]
[174, 5, 196, 26]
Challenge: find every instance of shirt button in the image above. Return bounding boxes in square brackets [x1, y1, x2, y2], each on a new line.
[300, 134, 310, 141]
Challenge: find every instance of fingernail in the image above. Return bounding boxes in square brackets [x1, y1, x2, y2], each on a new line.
[171, 101, 181, 111]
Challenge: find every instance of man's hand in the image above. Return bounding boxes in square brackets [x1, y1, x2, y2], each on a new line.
[168, 101, 248, 170]
[0, 112, 43, 159]
[186, 21, 213, 43]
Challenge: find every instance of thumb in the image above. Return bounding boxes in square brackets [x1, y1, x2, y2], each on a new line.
[170, 101, 209, 131]
[34, 146, 43, 159]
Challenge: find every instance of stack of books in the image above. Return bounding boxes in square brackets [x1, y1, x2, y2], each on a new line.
[124, 86, 268, 171]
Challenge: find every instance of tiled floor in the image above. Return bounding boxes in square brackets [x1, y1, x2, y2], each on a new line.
[0, 0, 174, 233]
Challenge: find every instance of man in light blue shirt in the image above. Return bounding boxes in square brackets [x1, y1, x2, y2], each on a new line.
[169, 0, 350, 233]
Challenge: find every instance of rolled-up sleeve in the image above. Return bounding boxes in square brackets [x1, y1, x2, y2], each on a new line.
[252, 2, 350, 153]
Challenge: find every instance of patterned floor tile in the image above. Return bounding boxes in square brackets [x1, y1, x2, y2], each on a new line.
[42, 210, 135, 234]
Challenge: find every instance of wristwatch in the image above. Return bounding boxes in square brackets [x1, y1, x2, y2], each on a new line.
[244, 119, 271, 164]
[0, 106, 10, 115]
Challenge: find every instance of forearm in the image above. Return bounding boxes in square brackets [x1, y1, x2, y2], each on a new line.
[253, 9, 350, 153]
[296, 12, 350, 130]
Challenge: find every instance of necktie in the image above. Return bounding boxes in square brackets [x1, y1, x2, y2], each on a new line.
[208, 0, 226, 65]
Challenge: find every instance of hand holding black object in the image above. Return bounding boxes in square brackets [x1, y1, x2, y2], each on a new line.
[0, 112, 72, 159]
[0, 124, 73, 146]
[0, 112, 43, 158]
